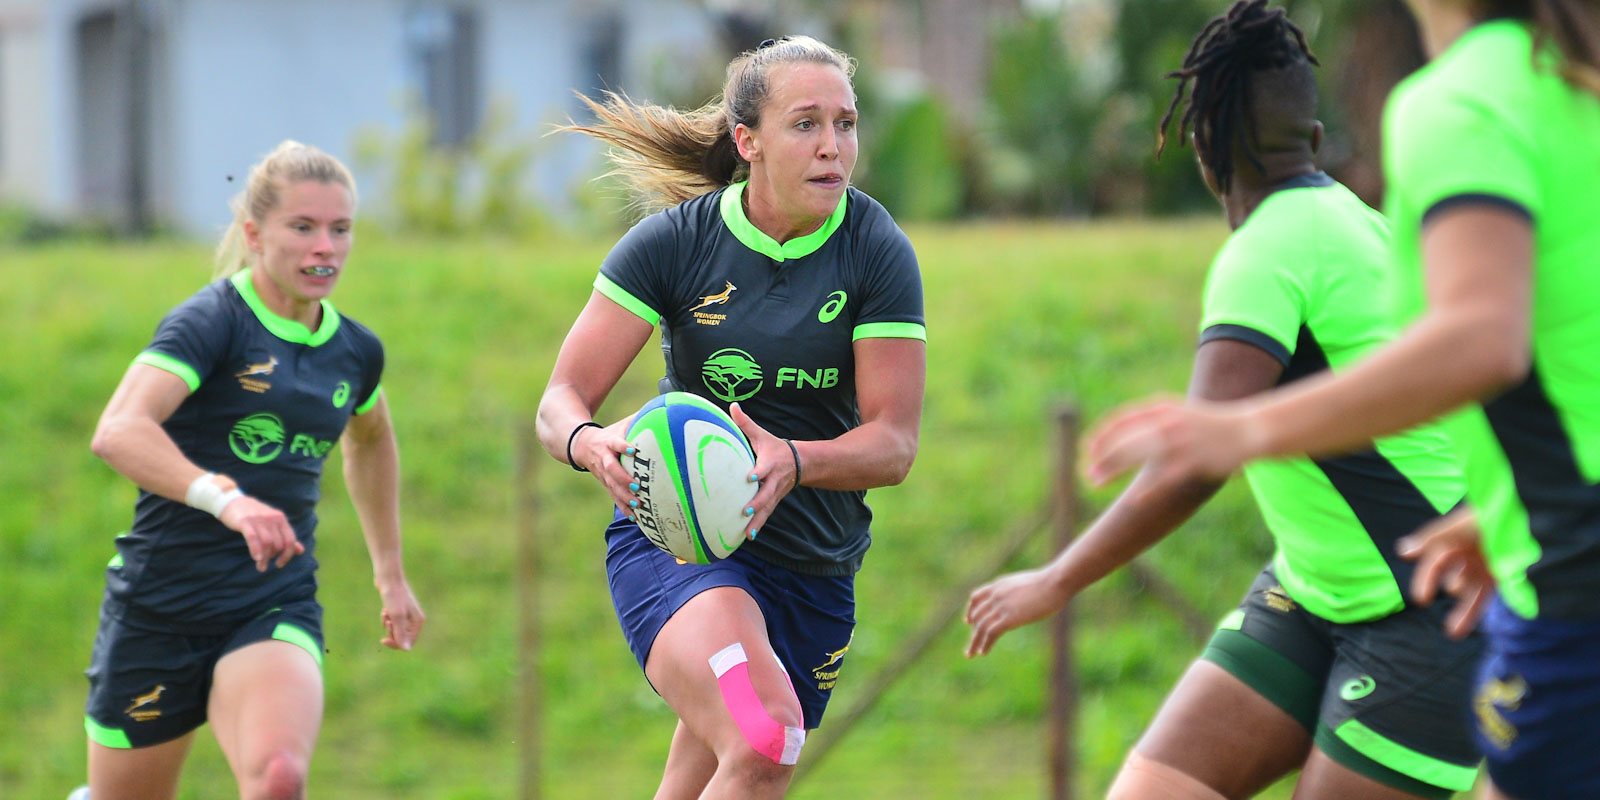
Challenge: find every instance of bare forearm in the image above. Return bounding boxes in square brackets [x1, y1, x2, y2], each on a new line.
[1253, 307, 1523, 459]
[343, 433, 405, 582]
[1045, 470, 1224, 599]
[91, 415, 217, 499]
[791, 420, 918, 491]
[535, 384, 596, 464]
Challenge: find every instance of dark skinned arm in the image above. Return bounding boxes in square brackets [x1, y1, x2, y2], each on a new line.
[965, 338, 1284, 656]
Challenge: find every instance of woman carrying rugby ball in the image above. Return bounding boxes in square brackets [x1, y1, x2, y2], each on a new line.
[537, 35, 925, 799]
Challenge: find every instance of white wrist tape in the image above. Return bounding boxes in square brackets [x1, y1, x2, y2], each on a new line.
[186, 473, 245, 517]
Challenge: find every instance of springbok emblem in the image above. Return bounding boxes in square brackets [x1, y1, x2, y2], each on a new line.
[812, 633, 854, 674]
[691, 282, 738, 311]
[1475, 675, 1527, 750]
[125, 684, 166, 715]
[235, 356, 279, 378]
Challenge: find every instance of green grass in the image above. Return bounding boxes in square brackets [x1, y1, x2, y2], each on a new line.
[1, 219, 1456, 797]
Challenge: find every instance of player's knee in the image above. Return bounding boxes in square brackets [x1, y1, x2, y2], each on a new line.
[245, 748, 309, 800]
[709, 643, 806, 767]
[1107, 751, 1227, 800]
[719, 736, 798, 786]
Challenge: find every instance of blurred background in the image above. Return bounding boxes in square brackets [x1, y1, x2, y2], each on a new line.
[0, 0, 1425, 238]
[2, 1, 1464, 798]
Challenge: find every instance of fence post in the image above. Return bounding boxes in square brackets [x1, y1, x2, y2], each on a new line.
[1048, 405, 1080, 800]
[515, 422, 542, 800]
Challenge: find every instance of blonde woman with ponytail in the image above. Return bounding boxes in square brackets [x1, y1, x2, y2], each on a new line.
[75, 141, 423, 800]
[537, 35, 925, 798]
[1088, 1, 1600, 797]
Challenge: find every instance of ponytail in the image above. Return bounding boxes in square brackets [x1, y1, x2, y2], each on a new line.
[563, 35, 855, 213]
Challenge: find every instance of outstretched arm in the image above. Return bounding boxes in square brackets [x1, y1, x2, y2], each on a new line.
[341, 393, 423, 650]
[1089, 206, 1532, 489]
[965, 339, 1284, 657]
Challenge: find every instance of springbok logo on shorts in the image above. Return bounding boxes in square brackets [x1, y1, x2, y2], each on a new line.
[1475, 674, 1527, 751]
[230, 413, 287, 464]
[125, 684, 166, 722]
[811, 632, 853, 690]
[1263, 585, 1298, 613]
[701, 348, 764, 402]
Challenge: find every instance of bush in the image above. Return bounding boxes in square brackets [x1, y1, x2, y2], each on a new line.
[353, 101, 548, 237]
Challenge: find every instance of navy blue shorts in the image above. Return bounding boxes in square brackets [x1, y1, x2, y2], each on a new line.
[604, 513, 855, 729]
[84, 599, 324, 748]
[1474, 597, 1600, 798]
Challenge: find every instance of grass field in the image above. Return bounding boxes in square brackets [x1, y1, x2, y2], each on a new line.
[2, 219, 1467, 798]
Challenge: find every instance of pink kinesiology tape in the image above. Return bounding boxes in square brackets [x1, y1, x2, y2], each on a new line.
[709, 643, 806, 765]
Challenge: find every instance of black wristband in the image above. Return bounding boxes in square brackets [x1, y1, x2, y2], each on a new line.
[783, 438, 802, 488]
[567, 422, 603, 472]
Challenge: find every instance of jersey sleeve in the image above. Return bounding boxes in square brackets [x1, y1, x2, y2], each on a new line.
[1385, 79, 1538, 223]
[595, 209, 683, 327]
[1198, 234, 1307, 366]
[131, 285, 233, 393]
[353, 334, 385, 415]
[852, 206, 926, 342]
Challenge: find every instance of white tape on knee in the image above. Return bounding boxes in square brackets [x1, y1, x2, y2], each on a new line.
[709, 643, 805, 766]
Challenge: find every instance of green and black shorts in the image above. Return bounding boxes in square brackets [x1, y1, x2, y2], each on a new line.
[1202, 566, 1483, 797]
[84, 599, 324, 749]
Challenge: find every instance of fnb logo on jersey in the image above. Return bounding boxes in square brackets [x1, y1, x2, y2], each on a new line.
[702, 349, 764, 402]
[701, 349, 842, 401]
[776, 368, 839, 389]
[228, 413, 335, 464]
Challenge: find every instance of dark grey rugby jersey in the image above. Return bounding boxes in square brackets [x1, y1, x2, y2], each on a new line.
[105, 270, 384, 633]
[597, 183, 925, 575]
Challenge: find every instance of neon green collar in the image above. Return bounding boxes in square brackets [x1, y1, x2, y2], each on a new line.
[230, 269, 341, 346]
[719, 181, 848, 262]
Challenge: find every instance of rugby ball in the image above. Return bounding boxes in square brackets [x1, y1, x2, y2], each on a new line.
[623, 392, 759, 564]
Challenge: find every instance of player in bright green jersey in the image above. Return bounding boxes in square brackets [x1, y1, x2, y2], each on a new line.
[1087, 2, 1600, 797]
[75, 141, 424, 800]
[537, 36, 925, 799]
[968, 3, 1482, 798]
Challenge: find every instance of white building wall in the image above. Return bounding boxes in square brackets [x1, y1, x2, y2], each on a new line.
[0, 0, 726, 233]
[0, 0, 85, 215]
[165, 0, 409, 236]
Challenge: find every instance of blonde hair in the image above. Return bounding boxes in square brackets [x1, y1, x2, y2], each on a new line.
[213, 140, 358, 279]
[564, 35, 855, 213]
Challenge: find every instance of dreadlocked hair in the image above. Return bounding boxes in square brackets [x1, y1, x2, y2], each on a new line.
[1157, 0, 1319, 193]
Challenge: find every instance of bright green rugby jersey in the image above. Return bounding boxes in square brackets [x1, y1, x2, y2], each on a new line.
[1201, 173, 1465, 623]
[1384, 21, 1600, 620]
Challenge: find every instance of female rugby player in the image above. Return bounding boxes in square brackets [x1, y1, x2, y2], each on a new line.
[966, 4, 1481, 797]
[1088, 2, 1600, 797]
[78, 141, 423, 800]
[537, 35, 926, 799]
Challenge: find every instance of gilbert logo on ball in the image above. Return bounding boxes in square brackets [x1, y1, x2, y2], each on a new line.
[624, 392, 759, 564]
